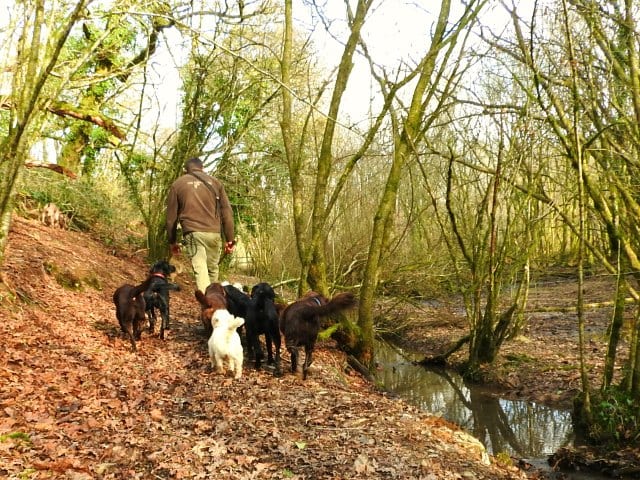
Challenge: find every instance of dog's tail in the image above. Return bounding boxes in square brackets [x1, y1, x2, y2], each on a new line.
[150, 282, 181, 293]
[195, 289, 219, 308]
[130, 275, 157, 299]
[300, 292, 357, 318]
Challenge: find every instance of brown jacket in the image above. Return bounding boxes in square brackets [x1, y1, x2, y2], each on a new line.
[166, 170, 234, 244]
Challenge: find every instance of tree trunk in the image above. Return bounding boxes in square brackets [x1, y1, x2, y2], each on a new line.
[631, 313, 640, 398]
[356, 0, 483, 371]
[303, 0, 371, 295]
[0, 0, 88, 267]
[560, 0, 592, 424]
[602, 270, 626, 389]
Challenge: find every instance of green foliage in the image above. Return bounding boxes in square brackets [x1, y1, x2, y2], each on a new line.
[494, 451, 512, 467]
[589, 387, 640, 447]
[318, 323, 340, 341]
[0, 431, 31, 443]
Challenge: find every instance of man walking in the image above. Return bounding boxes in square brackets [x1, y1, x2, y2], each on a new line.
[166, 157, 235, 292]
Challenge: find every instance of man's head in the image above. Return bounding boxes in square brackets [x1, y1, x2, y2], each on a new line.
[185, 157, 204, 173]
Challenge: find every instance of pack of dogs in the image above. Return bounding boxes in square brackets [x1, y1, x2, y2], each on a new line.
[113, 260, 357, 380]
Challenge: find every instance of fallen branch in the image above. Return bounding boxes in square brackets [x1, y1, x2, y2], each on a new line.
[25, 162, 77, 179]
[417, 334, 470, 366]
[347, 355, 375, 382]
[527, 297, 637, 313]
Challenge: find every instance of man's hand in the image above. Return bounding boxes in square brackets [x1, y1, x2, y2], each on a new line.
[170, 243, 181, 256]
[224, 241, 235, 255]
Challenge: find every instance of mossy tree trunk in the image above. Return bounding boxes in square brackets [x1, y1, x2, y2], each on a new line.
[0, 0, 88, 267]
[357, 0, 486, 369]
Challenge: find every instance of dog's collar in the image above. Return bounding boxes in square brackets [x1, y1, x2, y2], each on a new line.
[152, 272, 166, 278]
[312, 297, 322, 306]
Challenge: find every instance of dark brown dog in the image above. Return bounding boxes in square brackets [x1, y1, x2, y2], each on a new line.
[143, 260, 180, 340]
[280, 291, 357, 379]
[194, 283, 227, 337]
[113, 275, 156, 352]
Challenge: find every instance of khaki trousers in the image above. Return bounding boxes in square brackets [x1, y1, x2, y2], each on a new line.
[183, 231, 222, 292]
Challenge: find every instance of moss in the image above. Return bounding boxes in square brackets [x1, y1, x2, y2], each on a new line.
[43, 261, 102, 291]
[504, 353, 535, 363]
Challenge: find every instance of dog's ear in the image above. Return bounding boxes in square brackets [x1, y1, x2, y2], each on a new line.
[195, 290, 207, 306]
[209, 310, 219, 328]
[266, 285, 276, 299]
[232, 315, 244, 329]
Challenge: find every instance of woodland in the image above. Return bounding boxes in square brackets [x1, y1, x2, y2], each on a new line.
[1, 0, 640, 477]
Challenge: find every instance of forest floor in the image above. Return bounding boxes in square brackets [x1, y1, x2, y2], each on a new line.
[383, 272, 631, 411]
[0, 215, 638, 479]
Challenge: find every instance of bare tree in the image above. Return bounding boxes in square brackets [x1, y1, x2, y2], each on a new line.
[0, 0, 89, 266]
[356, 0, 486, 368]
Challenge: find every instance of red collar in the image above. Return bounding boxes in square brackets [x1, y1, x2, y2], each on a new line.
[152, 272, 166, 278]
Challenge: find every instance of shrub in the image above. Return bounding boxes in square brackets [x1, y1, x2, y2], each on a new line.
[589, 387, 640, 447]
[15, 167, 145, 251]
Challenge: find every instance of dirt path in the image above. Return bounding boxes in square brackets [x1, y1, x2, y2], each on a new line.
[0, 216, 531, 479]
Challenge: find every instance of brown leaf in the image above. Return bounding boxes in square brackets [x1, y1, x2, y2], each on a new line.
[150, 408, 163, 421]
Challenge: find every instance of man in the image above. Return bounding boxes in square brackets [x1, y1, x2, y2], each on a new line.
[166, 157, 235, 292]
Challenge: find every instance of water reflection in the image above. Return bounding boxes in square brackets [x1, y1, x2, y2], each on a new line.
[374, 341, 575, 457]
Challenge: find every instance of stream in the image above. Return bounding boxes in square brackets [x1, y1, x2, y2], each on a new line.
[373, 340, 613, 480]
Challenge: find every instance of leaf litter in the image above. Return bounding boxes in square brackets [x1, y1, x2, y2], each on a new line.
[0, 216, 538, 479]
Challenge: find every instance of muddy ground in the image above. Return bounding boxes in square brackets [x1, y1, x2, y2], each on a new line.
[383, 274, 630, 410]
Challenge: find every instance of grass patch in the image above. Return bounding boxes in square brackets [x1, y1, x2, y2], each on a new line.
[0, 431, 32, 445]
[504, 353, 535, 364]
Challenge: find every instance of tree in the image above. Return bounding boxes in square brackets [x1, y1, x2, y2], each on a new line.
[0, 0, 89, 267]
[55, 2, 174, 177]
[281, 0, 379, 296]
[471, 0, 640, 439]
[115, 1, 281, 261]
[356, 0, 487, 369]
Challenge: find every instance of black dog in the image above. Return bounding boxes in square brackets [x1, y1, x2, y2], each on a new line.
[143, 260, 180, 340]
[222, 282, 250, 344]
[223, 282, 282, 375]
[113, 274, 157, 352]
[248, 282, 282, 375]
[280, 291, 357, 379]
[222, 282, 250, 320]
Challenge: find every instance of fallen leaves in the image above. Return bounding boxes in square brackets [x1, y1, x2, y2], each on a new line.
[0, 217, 531, 479]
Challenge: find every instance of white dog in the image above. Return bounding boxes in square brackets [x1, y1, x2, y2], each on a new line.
[208, 309, 245, 379]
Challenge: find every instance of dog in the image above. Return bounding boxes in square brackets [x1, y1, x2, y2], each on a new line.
[194, 283, 228, 337]
[41, 202, 66, 229]
[223, 282, 281, 374]
[143, 260, 180, 340]
[221, 281, 250, 345]
[208, 309, 245, 379]
[280, 291, 357, 379]
[222, 282, 250, 319]
[247, 282, 282, 375]
[113, 274, 158, 352]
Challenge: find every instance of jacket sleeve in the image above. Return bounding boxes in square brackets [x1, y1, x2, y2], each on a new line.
[166, 185, 179, 244]
[217, 183, 235, 243]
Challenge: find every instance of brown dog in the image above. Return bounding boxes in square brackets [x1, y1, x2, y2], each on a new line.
[194, 283, 228, 338]
[113, 274, 156, 352]
[280, 291, 357, 379]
